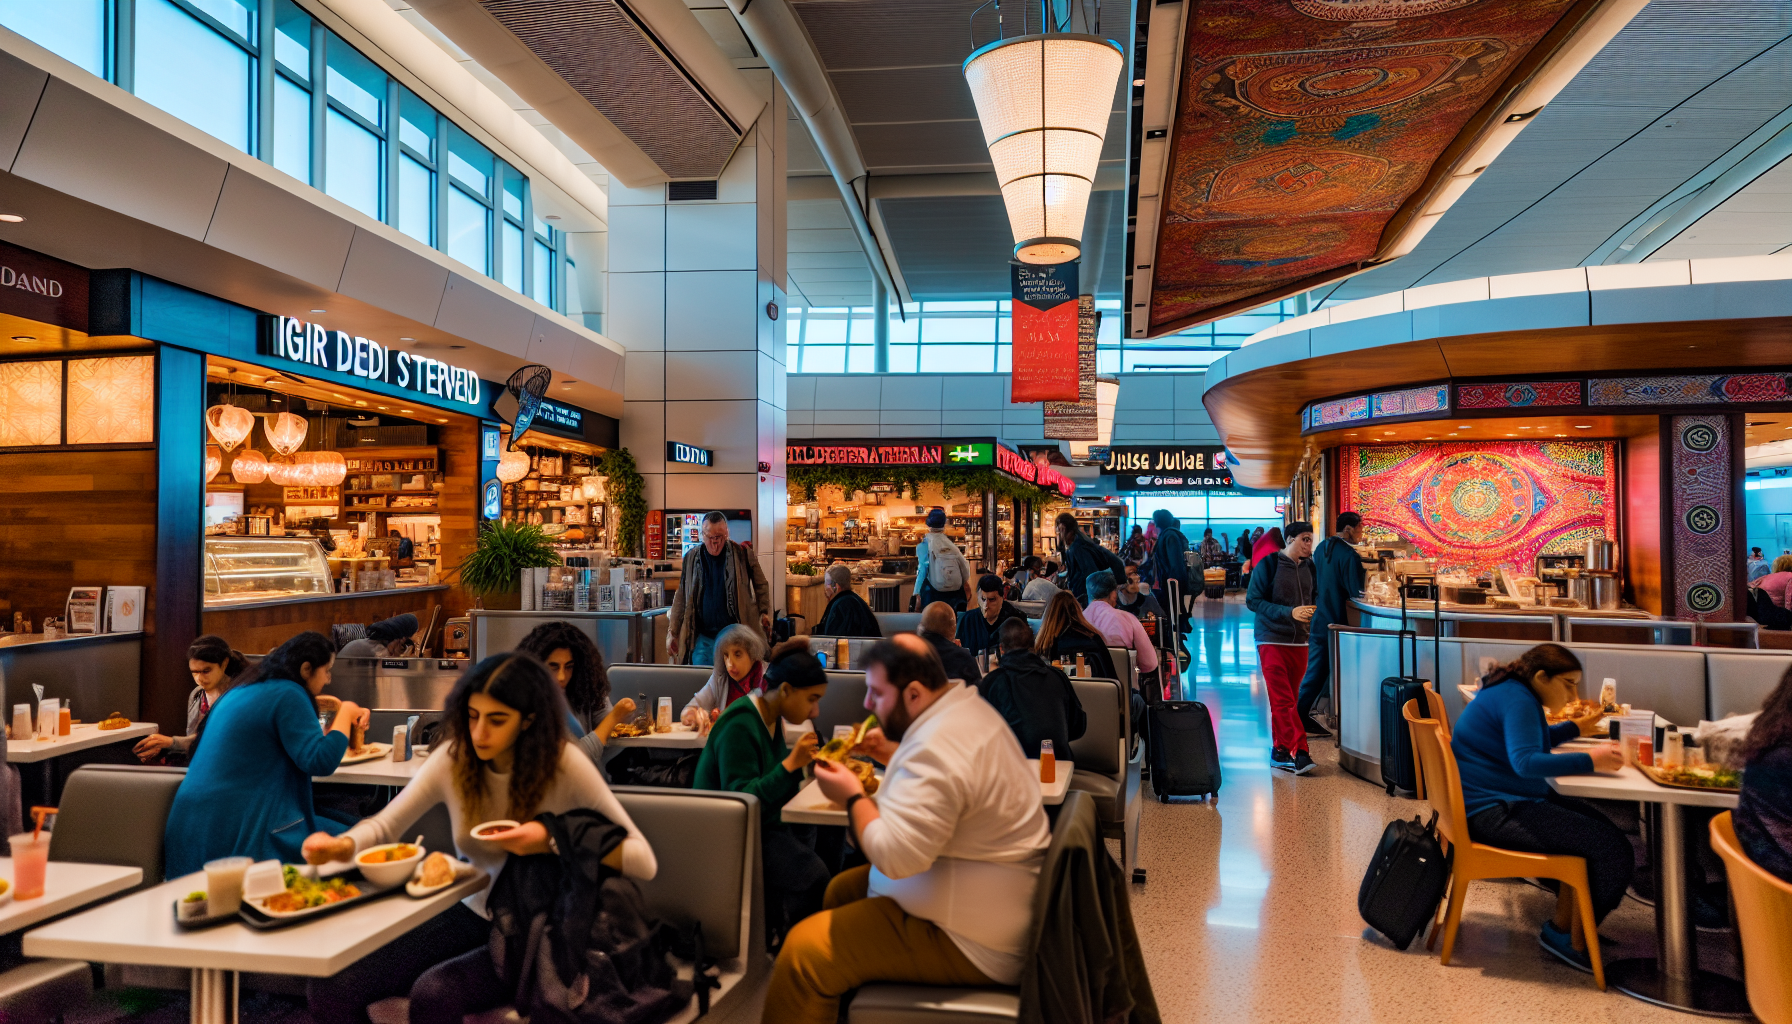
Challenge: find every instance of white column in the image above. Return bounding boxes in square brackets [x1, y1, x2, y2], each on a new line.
[608, 74, 788, 597]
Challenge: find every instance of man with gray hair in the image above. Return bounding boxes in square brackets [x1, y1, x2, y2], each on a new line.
[917, 601, 982, 683]
[816, 562, 882, 638]
[667, 510, 772, 665]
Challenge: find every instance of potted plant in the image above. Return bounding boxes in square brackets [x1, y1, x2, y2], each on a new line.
[454, 520, 561, 610]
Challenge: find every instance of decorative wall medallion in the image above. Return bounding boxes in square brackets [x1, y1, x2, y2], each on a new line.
[1686, 584, 1724, 615]
[1680, 421, 1718, 453]
[1670, 415, 1732, 621]
[1683, 504, 1720, 536]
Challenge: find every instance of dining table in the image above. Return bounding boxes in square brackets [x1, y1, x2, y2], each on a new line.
[0, 857, 142, 935]
[315, 746, 432, 787]
[8, 721, 159, 801]
[23, 866, 488, 1024]
[1549, 740, 1746, 1017]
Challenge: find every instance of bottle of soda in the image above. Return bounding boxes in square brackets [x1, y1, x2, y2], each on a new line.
[1039, 739, 1056, 784]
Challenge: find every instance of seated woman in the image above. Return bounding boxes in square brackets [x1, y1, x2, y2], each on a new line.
[515, 620, 633, 742]
[303, 653, 656, 1024]
[338, 614, 419, 658]
[135, 635, 245, 765]
[680, 623, 767, 727]
[163, 632, 367, 877]
[1451, 643, 1627, 971]
[1033, 590, 1117, 680]
[692, 638, 826, 947]
[1737, 666, 1792, 883]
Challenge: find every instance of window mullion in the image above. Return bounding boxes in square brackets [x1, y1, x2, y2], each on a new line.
[520, 172, 534, 300]
[308, 19, 325, 188]
[256, 0, 274, 161]
[113, 0, 135, 91]
[383, 76, 399, 226]
[435, 112, 450, 261]
[168, 0, 256, 53]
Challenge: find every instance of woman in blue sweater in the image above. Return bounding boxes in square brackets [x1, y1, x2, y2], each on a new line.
[1451, 643, 1627, 972]
[164, 632, 367, 878]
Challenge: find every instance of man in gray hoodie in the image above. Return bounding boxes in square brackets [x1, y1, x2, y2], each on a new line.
[1245, 522, 1317, 774]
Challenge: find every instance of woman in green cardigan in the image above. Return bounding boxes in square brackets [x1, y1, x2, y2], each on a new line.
[693, 637, 827, 948]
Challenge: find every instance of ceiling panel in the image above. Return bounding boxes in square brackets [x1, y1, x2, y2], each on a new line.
[831, 66, 981, 124]
[856, 121, 992, 172]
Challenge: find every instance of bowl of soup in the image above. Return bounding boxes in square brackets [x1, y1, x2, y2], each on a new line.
[355, 842, 424, 887]
[470, 819, 520, 842]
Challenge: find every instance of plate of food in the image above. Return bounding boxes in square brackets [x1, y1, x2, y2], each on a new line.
[338, 743, 392, 765]
[1639, 763, 1743, 793]
[405, 851, 475, 898]
[608, 721, 649, 739]
[238, 865, 403, 929]
[96, 713, 132, 731]
[1545, 698, 1616, 725]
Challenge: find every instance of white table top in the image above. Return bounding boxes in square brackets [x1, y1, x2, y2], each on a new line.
[1547, 743, 1739, 809]
[316, 749, 431, 787]
[23, 868, 488, 976]
[607, 728, 705, 749]
[0, 859, 141, 935]
[781, 761, 1072, 825]
[7, 722, 157, 763]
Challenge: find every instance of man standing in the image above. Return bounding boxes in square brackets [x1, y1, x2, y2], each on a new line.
[914, 508, 974, 612]
[765, 636, 1050, 1023]
[917, 601, 982, 683]
[1055, 513, 1127, 608]
[1298, 511, 1365, 738]
[977, 619, 1086, 760]
[1196, 527, 1225, 567]
[1246, 522, 1317, 774]
[956, 574, 1029, 657]
[667, 511, 772, 666]
[816, 563, 882, 638]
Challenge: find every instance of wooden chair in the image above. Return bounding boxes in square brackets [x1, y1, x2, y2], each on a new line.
[1711, 812, 1792, 1024]
[1401, 699, 1606, 989]
[1422, 680, 1451, 738]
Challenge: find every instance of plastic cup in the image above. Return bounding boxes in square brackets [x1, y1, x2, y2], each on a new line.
[203, 856, 252, 916]
[9, 834, 49, 900]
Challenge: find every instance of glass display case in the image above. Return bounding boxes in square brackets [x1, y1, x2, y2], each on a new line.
[203, 537, 332, 605]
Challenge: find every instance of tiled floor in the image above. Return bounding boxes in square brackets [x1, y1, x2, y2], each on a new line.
[1130, 596, 1735, 1023]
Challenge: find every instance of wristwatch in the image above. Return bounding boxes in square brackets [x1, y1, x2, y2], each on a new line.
[844, 793, 866, 818]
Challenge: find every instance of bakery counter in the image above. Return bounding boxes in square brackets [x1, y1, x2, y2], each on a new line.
[203, 586, 449, 655]
[0, 631, 142, 721]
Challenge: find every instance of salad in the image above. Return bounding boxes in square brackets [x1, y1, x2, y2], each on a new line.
[1647, 764, 1743, 790]
[261, 865, 363, 912]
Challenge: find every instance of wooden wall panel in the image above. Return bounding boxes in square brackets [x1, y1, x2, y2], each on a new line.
[1623, 427, 1663, 616]
[203, 587, 446, 656]
[434, 417, 481, 622]
[0, 449, 157, 628]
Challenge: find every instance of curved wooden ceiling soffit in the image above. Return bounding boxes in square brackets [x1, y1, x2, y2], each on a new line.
[1147, 0, 1634, 337]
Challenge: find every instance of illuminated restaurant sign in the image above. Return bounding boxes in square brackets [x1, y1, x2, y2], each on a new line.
[787, 443, 944, 466]
[996, 446, 1076, 498]
[786, 438, 1072, 495]
[260, 316, 483, 408]
[1105, 445, 1233, 492]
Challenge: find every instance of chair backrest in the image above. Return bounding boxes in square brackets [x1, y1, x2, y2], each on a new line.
[815, 670, 869, 736]
[874, 612, 921, 638]
[1106, 647, 1135, 691]
[50, 765, 185, 892]
[1422, 681, 1451, 739]
[609, 664, 713, 716]
[1403, 700, 1469, 848]
[1069, 677, 1123, 776]
[1705, 652, 1792, 720]
[612, 787, 757, 963]
[1711, 811, 1792, 1024]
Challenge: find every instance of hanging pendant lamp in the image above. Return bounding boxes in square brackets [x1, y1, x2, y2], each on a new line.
[496, 449, 531, 484]
[205, 404, 255, 451]
[265, 412, 309, 456]
[310, 451, 347, 487]
[230, 449, 268, 484]
[205, 445, 223, 484]
[265, 454, 303, 487]
[963, 8, 1123, 265]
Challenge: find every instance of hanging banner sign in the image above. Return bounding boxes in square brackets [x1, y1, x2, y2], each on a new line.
[1010, 263, 1080, 403]
[1104, 445, 1234, 492]
[1044, 295, 1099, 439]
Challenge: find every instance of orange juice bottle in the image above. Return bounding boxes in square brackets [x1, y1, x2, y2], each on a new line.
[1039, 740, 1055, 784]
[57, 707, 70, 736]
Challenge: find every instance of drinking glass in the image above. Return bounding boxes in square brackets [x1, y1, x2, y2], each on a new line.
[204, 856, 252, 916]
[9, 834, 49, 900]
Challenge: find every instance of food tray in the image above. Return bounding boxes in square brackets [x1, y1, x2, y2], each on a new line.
[171, 899, 240, 931]
[1638, 765, 1742, 794]
[337, 743, 392, 765]
[237, 868, 405, 930]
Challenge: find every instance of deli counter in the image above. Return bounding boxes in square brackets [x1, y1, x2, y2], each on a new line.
[201, 536, 448, 655]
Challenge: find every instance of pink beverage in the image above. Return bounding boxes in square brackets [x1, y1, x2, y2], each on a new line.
[9, 834, 48, 900]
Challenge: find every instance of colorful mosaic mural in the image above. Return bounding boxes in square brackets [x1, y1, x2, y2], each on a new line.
[1340, 440, 1618, 578]
[1456, 380, 1584, 410]
[1307, 395, 1369, 429]
[1148, 0, 1586, 333]
[1589, 374, 1791, 406]
[1668, 415, 1733, 621]
[1371, 384, 1449, 419]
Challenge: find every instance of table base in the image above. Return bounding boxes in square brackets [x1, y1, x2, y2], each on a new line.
[1606, 958, 1751, 1018]
[192, 967, 237, 1024]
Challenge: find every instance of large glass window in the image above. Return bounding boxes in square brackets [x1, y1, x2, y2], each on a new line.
[325, 109, 381, 219]
[446, 187, 488, 274]
[133, 0, 252, 151]
[397, 155, 433, 244]
[0, 0, 106, 75]
[272, 0, 309, 78]
[501, 222, 524, 292]
[272, 76, 310, 183]
[532, 238, 554, 307]
[325, 35, 384, 125]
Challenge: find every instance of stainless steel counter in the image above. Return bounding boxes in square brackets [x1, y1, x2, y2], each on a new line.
[468, 608, 670, 666]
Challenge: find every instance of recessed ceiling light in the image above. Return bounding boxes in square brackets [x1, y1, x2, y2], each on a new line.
[401, 409, 413, 414]
[398, 337, 414, 342]
[354, 400, 367, 406]
[1555, 433, 1567, 437]
[310, 309, 326, 313]
[10, 335, 34, 341]
[1574, 425, 1592, 429]
[377, 406, 387, 410]
[1458, 425, 1470, 429]
[1505, 433, 1516, 437]
[0, 214, 23, 223]
[544, 215, 561, 221]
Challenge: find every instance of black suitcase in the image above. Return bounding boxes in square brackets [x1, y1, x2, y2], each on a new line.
[1147, 700, 1221, 801]
[1380, 577, 1439, 797]
[1358, 810, 1453, 950]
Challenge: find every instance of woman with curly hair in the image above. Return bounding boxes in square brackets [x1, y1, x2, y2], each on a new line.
[303, 652, 656, 1024]
[515, 620, 633, 741]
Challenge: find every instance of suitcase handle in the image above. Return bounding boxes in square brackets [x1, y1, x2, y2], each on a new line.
[1397, 573, 1441, 680]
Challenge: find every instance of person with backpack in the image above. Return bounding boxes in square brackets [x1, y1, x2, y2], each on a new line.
[1245, 522, 1317, 775]
[915, 508, 973, 612]
[301, 653, 657, 1024]
[1298, 512, 1366, 738]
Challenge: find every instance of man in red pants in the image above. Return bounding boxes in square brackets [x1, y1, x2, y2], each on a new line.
[1245, 522, 1318, 774]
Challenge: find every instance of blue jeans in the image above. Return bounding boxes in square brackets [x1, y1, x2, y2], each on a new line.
[1298, 624, 1332, 720]
[689, 632, 718, 668]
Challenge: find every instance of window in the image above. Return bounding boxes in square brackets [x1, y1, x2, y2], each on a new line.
[532, 240, 553, 306]
[325, 109, 381, 219]
[325, 35, 383, 125]
[272, 76, 311, 182]
[0, 0, 105, 75]
[272, 0, 309, 78]
[397, 155, 433, 244]
[447, 187, 488, 274]
[133, 0, 253, 151]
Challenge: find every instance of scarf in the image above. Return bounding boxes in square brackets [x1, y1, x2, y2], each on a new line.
[726, 660, 765, 706]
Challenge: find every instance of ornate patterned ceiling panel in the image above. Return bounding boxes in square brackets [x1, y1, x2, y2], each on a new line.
[1149, 0, 1596, 334]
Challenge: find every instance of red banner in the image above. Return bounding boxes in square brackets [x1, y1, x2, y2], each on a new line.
[1011, 263, 1079, 402]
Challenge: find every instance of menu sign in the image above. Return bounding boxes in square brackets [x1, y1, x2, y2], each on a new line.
[260, 316, 484, 408]
[1106, 445, 1234, 492]
[0, 240, 88, 332]
[1010, 263, 1080, 402]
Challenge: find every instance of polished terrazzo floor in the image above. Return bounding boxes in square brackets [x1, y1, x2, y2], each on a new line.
[1129, 596, 1734, 1024]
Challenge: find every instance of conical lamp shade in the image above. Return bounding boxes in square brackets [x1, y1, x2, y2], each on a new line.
[266, 412, 309, 456]
[964, 33, 1123, 264]
[205, 404, 255, 451]
[230, 449, 268, 484]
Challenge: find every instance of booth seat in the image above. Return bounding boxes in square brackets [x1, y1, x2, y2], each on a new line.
[1705, 651, 1792, 719]
[875, 613, 921, 637]
[610, 664, 715, 716]
[1066, 677, 1143, 880]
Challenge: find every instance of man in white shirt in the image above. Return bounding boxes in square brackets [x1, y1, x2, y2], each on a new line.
[1082, 569, 1159, 676]
[762, 635, 1050, 1024]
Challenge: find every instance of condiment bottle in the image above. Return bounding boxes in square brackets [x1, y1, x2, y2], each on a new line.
[1039, 739, 1055, 784]
[1075, 653, 1086, 678]
[837, 637, 850, 669]
[57, 707, 70, 736]
[1662, 726, 1684, 769]
[656, 696, 672, 733]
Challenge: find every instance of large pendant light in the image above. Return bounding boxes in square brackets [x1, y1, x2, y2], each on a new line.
[963, 9, 1123, 265]
[266, 454, 303, 487]
[304, 451, 347, 487]
[496, 449, 531, 484]
[205, 445, 223, 484]
[265, 412, 309, 457]
[230, 449, 268, 484]
[205, 404, 255, 451]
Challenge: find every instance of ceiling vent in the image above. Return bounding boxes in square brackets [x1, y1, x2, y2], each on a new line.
[667, 180, 720, 201]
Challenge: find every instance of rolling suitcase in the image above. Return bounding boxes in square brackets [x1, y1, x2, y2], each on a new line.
[1381, 575, 1439, 797]
[1358, 810, 1452, 950]
[1147, 700, 1221, 801]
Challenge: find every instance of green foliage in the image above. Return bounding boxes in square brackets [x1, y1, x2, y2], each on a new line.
[788, 561, 817, 576]
[788, 464, 1051, 506]
[454, 520, 561, 597]
[599, 448, 647, 557]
